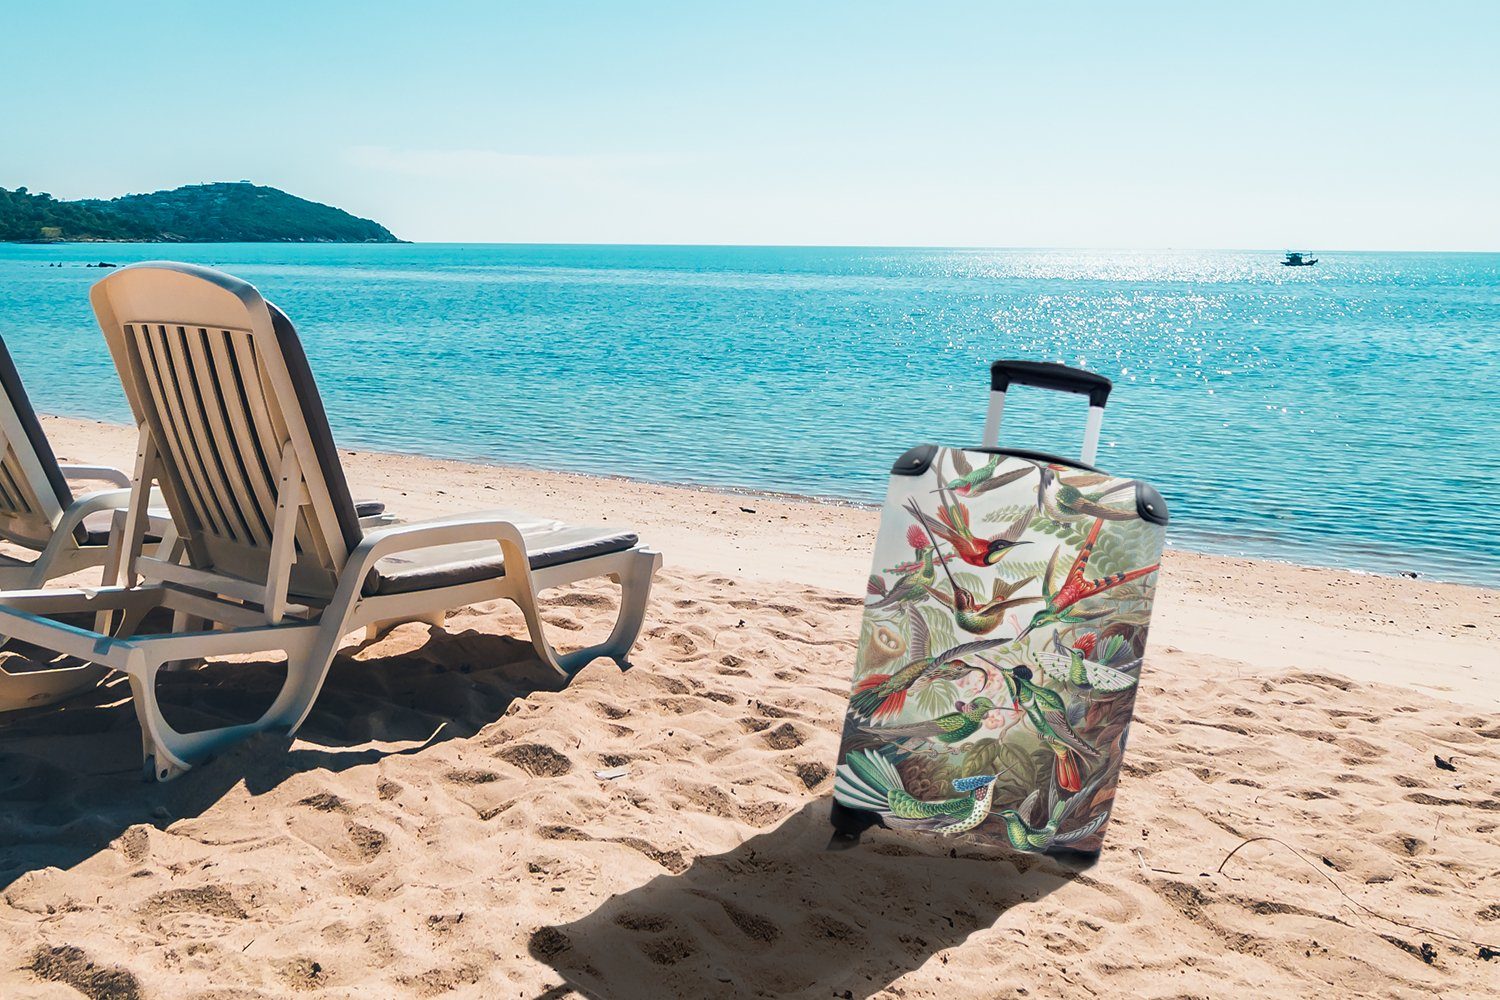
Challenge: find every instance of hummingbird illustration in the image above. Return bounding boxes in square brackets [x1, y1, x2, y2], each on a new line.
[879, 525, 957, 577]
[857, 695, 1007, 753]
[1042, 473, 1137, 523]
[995, 769, 1113, 851]
[940, 450, 1035, 498]
[999, 663, 1100, 793]
[1019, 517, 1160, 638]
[924, 570, 1040, 636]
[849, 611, 1001, 722]
[857, 520, 1156, 722]
[903, 486, 1034, 568]
[1038, 631, 1139, 693]
[834, 749, 1003, 837]
[907, 502, 1040, 635]
[866, 545, 941, 610]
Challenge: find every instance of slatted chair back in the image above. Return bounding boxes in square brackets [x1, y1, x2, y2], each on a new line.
[89, 263, 364, 608]
[0, 337, 77, 549]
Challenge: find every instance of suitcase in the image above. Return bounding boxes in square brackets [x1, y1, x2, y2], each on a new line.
[829, 360, 1168, 856]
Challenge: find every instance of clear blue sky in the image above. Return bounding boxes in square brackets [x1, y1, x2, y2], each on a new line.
[3, 1, 1496, 248]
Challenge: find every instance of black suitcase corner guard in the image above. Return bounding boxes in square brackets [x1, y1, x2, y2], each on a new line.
[1135, 481, 1169, 525]
[891, 444, 940, 476]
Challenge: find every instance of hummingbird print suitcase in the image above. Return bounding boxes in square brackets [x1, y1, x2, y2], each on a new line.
[830, 361, 1168, 856]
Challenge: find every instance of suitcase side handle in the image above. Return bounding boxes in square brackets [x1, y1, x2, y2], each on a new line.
[984, 360, 1112, 465]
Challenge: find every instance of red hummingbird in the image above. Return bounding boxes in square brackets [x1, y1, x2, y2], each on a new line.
[1020, 517, 1160, 638]
[902, 486, 1034, 568]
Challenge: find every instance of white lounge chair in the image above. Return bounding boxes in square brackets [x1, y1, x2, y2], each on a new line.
[0, 338, 183, 710]
[0, 262, 662, 780]
[0, 336, 160, 590]
[0, 335, 392, 712]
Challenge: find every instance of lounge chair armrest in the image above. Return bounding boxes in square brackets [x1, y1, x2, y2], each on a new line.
[347, 513, 534, 580]
[57, 487, 170, 539]
[54, 488, 135, 539]
[59, 464, 132, 488]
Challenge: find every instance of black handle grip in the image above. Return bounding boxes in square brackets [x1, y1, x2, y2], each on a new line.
[989, 360, 1112, 408]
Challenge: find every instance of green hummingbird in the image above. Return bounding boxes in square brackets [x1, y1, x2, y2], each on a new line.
[1038, 632, 1139, 693]
[834, 749, 1003, 837]
[940, 450, 1035, 498]
[866, 546, 939, 611]
[995, 796, 1110, 851]
[995, 767, 1112, 852]
[857, 695, 1005, 753]
[999, 663, 1099, 793]
[1043, 474, 1137, 523]
[923, 564, 1040, 636]
[849, 610, 997, 721]
[1019, 517, 1160, 639]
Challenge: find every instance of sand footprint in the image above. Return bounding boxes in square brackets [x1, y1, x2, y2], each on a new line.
[789, 761, 830, 791]
[29, 945, 145, 999]
[761, 722, 805, 750]
[342, 822, 389, 862]
[689, 890, 781, 946]
[496, 743, 573, 777]
[542, 611, 585, 631]
[614, 911, 674, 933]
[622, 917, 700, 967]
[115, 825, 151, 864]
[717, 653, 750, 676]
[296, 792, 349, 813]
[284, 808, 390, 865]
[612, 836, 689, 874]
[136, 885, 248, 939]
[551, 591, 615, 610]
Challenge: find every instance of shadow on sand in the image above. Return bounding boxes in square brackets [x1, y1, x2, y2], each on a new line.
[0, 623, 569, 893]
[529, 798, 1089, 999]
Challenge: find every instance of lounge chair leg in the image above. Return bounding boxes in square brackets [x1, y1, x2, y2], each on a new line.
[516, 549, 661, 677]
[126, 641, 326, 781]
[597, 550, 660, 668]
[128, 660, 197, 781]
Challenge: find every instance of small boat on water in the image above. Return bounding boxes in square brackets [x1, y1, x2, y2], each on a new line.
[1281, 251, 1317, 267]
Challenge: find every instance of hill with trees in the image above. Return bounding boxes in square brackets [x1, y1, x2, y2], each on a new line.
[0, 182, 401, 242]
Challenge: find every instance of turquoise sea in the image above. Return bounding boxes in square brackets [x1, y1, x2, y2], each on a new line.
[1, 244, 1496, 587]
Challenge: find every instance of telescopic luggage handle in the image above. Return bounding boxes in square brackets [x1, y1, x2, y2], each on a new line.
[983, 360, 1113, 465]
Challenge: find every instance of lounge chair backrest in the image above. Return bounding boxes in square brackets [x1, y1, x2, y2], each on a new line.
[90, 263, 364, 601]
[0, 337, 76, 548]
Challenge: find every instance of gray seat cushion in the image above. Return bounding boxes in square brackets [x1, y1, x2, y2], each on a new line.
[363, 511, 638, 597]
[81, 510, 163, 547]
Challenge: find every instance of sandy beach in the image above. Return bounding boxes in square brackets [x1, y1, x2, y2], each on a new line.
[2, 415, 1496, 999]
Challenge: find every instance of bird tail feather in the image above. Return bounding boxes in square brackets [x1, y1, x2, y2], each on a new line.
[851, 676, 906, 721]
[835, 750, 902, 813]
[1054, 749, 1084, 794]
